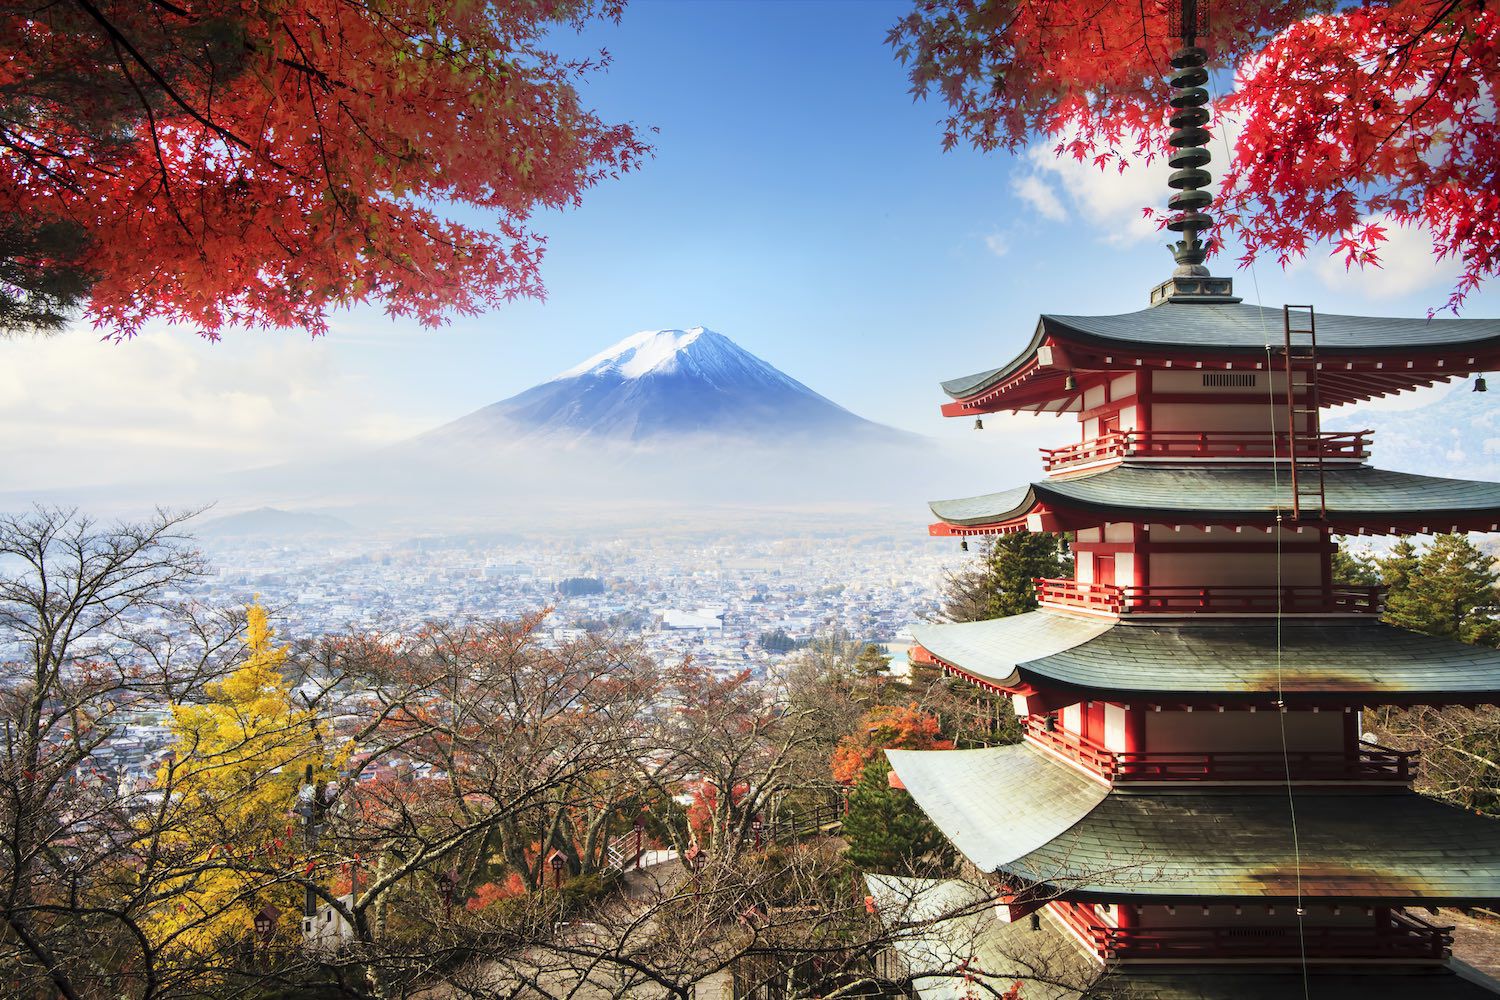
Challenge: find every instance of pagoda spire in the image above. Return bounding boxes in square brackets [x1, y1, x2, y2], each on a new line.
[1149, 0, 1239, 304]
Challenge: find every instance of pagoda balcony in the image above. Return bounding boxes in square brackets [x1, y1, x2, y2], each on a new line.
[1022, 717, 1418, 783]
[1040, 429, 1372, 473]
[1034, 578, 1385, 616]
[1062, 906, 1453, 962]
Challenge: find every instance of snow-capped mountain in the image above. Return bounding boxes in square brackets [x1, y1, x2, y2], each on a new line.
[428, 326, 907, 445]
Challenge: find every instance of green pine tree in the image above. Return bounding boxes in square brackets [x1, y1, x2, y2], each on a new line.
[939, 532, 1073, 623]
[1381, 537, 1421, 596]
[852, 643, 890, 679]
[1381, 534, 1500, 646]
[842, 758, 952, 874]
[1330, 541, 1381, 587]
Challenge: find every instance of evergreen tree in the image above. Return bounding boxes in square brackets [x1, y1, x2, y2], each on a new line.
[842, 758, 952, 875]
[1381, 537, 1422, 596]
[1330, 541, 1381, 587]
[938, 532, 1072, 623]
[1381, 534, 1500, 646]
[852, 643, 891, 679]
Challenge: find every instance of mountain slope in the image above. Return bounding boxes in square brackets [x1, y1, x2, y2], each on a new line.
[427, 327, 906, 445]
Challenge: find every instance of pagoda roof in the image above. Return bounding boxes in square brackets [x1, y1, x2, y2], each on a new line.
[866, 874, 1500, 999]
[930, 464, 1500, 534]
[888, 743, 1500, 904]
[909, 613, 1500, 704]
[943, 302, 1500, 410]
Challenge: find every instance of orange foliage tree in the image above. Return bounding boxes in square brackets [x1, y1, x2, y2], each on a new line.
[1, 1, 652, 337]
[831, 703, 953, 786]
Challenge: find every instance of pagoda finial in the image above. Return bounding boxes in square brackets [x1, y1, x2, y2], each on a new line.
[1149, 0, 1239, 305]
[1166, 0, 1212, 277]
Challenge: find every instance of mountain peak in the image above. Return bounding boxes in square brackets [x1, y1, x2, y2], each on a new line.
[553, 326, 732, 381]
[428, 325, 913, 447]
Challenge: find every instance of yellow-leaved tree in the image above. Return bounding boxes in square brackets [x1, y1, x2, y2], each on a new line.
[152, 602, 337, 969]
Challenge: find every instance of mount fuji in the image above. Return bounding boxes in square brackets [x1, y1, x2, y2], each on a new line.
[48, 326, 947, 533]
[425, 326, 908, 446]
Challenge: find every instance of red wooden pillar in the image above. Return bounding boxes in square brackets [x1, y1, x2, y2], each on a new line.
[1124, 707, 1146, 754]
[1086, 701, 1106, 744]
[1133, 523, 1149, 590]
[1136, 371, 1152, 436]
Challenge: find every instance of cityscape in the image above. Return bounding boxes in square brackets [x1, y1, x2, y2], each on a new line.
[5, 1, 1500, 999]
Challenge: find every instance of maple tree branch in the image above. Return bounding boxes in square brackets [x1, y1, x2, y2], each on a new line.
[69, 0, 292, 172]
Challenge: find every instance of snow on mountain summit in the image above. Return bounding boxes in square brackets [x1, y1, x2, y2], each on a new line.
[551, 326, 797, 389]
[426, 325, 910, 446]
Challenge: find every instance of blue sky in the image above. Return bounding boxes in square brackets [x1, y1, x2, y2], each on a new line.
[1, 0, 1493, 491]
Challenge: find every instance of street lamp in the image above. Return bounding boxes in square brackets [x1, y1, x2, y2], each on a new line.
[549, 850, 566, 889]
[254, 904, 279, 961]
[436, 869, 456, 919]
[751, 816, 763, 850]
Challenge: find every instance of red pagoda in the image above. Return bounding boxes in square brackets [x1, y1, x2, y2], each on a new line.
[869, 6, 1500, 998]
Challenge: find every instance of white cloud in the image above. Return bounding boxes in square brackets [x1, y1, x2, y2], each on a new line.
[1011, 174, 1068, 222]
[0, 326, 428, 492]
[983, 232, 1011, 257]
[1021, 145, 1164, 246]
[1010, 95, 1247, 248]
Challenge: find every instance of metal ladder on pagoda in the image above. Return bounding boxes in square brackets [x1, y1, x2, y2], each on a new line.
[1282, 305, 1326, 520]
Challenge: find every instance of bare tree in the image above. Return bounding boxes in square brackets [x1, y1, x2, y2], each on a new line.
[0, 505, 250, 1000]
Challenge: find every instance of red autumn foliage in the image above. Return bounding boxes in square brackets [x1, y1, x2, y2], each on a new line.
[687, 780, 748, 842]
[890, 0, 1500, 310]
[1, 1, 651, 337]
[466, 873, 528, 911]
[830, 703, 953, 785]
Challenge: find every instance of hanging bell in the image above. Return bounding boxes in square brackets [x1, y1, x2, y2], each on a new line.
[1063, 374, 1078, 391]
[960, 539, 969, 552]
[974, 417, 984, 431]
[1476, 374, 1488, 393]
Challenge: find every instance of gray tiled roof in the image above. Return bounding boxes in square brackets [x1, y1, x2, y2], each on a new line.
[911, 613, 1500, 700]
[890, 744, 1500, 902]
[886, 745, 1109, 872]
[1011, 786, 1500, 902]
[929, 464, 1500, 527]
[942, 303, 1500, 399]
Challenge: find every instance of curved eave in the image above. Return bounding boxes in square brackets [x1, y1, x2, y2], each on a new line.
[889, 744, 1500, 905]
[885, 744, 1109, 873]
[941, 304, 1500, 415]
[929, 464, 1500, 535]
[912, 613, 1500, 705]
[1012, 786, 1500, 904]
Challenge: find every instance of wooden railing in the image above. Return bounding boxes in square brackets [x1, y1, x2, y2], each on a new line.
[1087, 909, 1451, 961]
[1040, 429, 1372, 472]
[1022, 717, 1417, 783]
[1035, 578, 1385, 615]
